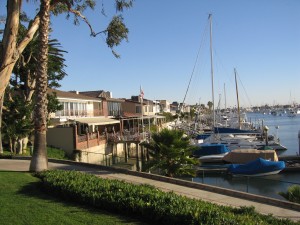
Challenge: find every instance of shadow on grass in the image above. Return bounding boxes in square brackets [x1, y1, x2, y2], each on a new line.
[18, 179, 151, 225]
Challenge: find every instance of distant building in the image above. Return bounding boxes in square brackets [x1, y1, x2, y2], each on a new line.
[159, 100, 170, 113]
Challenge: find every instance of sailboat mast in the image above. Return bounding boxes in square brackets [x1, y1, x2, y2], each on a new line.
[234, 68, 241, 129]
[209, 14, 215, 128]
[224, 83, 227, 110]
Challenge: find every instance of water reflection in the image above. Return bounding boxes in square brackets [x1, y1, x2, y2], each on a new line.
[189, 172, 300, 200]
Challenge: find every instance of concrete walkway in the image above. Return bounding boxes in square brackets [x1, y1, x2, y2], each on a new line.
[1, 158, 300, 222]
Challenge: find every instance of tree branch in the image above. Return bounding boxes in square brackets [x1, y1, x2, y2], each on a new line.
[67, 7, 105, 37]
[17, 14, 40, 54]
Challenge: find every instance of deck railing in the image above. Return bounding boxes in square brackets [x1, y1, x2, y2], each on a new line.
[76, 130, 150, 150]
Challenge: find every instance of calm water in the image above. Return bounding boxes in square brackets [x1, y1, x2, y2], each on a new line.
[191, 171, 300, 201]
[193, 113, 300, 200]
[247, 112, 300, 156]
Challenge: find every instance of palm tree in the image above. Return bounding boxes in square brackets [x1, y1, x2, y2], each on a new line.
[29, 0, 51, 172]
[141, 129, 198, 177]
[207, 101, 213, 111]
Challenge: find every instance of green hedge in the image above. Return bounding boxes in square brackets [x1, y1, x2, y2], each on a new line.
[279, 185, 300, 204]
[35, 170, 297, 225]
[0, 147, 69, 160]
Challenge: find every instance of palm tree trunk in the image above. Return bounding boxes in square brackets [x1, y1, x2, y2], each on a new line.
[29, 0, 50, 172]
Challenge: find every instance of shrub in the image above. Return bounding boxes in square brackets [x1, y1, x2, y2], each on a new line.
[279, 185, 300, 204]
[47, 146, 69, 159]
[35, 170, 297, 225]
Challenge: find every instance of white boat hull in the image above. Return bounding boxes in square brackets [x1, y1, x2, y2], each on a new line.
[230, 169, 283, 177]
[199, 153, 228, 163]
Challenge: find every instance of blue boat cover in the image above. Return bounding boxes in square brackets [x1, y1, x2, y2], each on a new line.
[195, 133, 211, 140]
[214, 127, 260, 134]
[193, 144, 230, 157]
[228, 158, 285, 175]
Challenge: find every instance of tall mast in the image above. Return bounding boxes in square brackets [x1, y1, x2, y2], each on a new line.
[234, 68, 241, 129]
[224, 83, 227, 110]
[209, 14, 215, 128]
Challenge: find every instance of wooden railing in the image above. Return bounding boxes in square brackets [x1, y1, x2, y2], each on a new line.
[76, 131, 149, 150]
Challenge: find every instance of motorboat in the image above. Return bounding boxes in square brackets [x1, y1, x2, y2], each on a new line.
[227, 158, 285, 177]
[199, 152, 229, 163]
[198, 132, 287, 152]
[192, 144, 230, 163]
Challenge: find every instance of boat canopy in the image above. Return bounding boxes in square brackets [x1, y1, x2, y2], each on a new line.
[223, 149, 278, 164]
[195, 133, 211, 140]
[214, 127, 260, 134]
[193, 144, 230, 157]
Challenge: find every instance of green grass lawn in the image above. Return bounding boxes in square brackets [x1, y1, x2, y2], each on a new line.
[0, 171, 149, 225]
[1, 146, 70, 160]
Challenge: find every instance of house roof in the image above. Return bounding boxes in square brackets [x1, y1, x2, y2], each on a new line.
[48, 89, 101, 101]
[120, 112, 165, 120]
[124, 99, 146, 105]
[79, 90, 124, 102]
[70, 117, 120, 126]
[79, 90, 108, 98]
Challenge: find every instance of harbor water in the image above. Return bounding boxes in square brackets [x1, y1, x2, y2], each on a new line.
[192, 113, 300, 200]
[247, 112, 300, 156]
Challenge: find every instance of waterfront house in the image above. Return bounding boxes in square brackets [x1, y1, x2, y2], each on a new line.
[47, 89, 121, 163]
[47, 89, 166, 166]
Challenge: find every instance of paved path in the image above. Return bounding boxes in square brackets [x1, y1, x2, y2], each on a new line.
[1, 159, 300, 222]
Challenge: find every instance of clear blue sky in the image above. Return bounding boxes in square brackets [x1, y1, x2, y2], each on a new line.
[2, 0, 300, 108]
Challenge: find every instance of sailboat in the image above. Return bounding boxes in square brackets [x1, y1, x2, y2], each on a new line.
[195, 15, 287, 154]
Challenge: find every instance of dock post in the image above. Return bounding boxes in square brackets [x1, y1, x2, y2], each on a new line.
[136, 143, 140, 172]
[124, 143, 128, 163]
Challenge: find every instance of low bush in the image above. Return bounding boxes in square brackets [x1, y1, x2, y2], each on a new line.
[47, 146, 69, 159]
[0, 146, 69, 160]
[35, 170, 297, 225]
[279, 185, 300, 204]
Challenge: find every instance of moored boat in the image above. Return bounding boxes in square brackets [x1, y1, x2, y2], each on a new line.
[227, 158, 285, 177]
[199, 152, 229, 163]
[192, 144, 230, 161]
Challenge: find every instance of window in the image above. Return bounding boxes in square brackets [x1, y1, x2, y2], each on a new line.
[149, 105, 153, 112]
[55, 101, 88, 117]
[136, 105, 141, 113]
[70, 102, 74, 116]
[108, 101, 121, 116]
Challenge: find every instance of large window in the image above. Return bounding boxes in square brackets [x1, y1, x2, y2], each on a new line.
[93, 102, 103, 116]
[55, 101, 87, 117]
[108, 101, 122, 116]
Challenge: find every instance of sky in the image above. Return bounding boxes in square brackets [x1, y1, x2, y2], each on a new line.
[1, 0, 300, 108]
